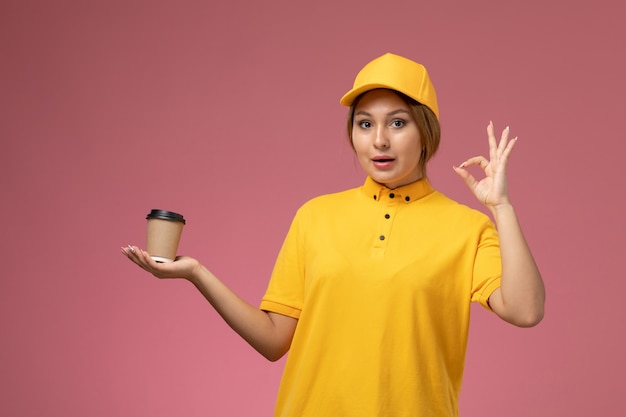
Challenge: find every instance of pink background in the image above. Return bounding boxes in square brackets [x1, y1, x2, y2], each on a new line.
[1, 0, 624, 415]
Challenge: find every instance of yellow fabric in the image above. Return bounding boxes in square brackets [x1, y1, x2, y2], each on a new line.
[339, 53, 439, 118]
[260, 177, 502, 417]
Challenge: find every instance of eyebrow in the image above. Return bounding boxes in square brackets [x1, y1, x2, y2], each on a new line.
[354, 109, 411, 117]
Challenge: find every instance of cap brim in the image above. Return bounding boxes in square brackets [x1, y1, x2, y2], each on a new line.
[340, 83, 394, 106]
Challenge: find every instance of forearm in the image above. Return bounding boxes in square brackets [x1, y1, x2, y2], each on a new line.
[187, 265, 296, 361]
[490, 203, 545, 327]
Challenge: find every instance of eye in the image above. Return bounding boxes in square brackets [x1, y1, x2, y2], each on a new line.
[358, 120, 372, 129]
[391, 119, 406, 128]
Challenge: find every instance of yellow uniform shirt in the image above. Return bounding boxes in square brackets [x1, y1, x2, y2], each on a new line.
[260, 177, 502, 417]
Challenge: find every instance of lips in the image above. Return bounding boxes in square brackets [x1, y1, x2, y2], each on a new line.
[372, 155, 395, 169]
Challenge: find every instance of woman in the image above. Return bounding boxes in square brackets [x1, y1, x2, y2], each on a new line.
[122, 52, 545, 417]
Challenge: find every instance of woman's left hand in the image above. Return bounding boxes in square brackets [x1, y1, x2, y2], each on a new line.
[453, 121, 517, 208]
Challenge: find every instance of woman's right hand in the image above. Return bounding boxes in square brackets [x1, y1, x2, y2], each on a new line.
[121, 245, 201, 281]
[121, 244, 297, 361]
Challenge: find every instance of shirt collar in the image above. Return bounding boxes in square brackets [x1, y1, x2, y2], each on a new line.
[361, 176, 435, 203]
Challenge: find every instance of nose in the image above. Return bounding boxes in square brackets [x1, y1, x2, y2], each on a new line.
[374, 126, 389, 149]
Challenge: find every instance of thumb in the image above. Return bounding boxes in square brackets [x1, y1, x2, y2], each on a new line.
[452, 165, 478, 190]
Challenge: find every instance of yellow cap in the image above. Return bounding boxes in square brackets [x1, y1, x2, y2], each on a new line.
[340, 53, 439, 119]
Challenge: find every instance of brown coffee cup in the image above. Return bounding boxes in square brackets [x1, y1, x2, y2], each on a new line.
[145, 209, 186, 263]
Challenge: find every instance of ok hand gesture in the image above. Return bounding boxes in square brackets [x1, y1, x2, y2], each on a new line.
[453, 122, 517, 209]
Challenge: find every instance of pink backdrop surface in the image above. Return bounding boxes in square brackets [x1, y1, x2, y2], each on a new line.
[2, 0, 625, 416]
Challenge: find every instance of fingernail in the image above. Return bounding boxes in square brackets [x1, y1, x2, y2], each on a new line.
[458, 162, 466, 168]
[505, 126, 510, 131]
[128, 245, 136, 253]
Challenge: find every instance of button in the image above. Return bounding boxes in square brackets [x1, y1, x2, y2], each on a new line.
[373, 195, 377, 200]
[389, 193, 395, 198]
[379, 235, 385, 240]
[385, 214, 390, 219]
[405, 196, 410, 201]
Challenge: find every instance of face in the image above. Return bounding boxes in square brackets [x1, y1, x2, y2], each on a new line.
[351, 89, 423, 189]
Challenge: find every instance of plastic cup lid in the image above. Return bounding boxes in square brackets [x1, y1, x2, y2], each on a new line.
[146, 209, 186, 224]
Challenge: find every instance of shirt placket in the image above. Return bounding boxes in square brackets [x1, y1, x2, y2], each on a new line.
[371, 190, 399, 258]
